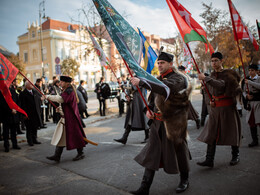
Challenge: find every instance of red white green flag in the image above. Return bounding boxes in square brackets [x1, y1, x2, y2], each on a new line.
[227, 0, 259, 51]
[166, 0, 214, 54]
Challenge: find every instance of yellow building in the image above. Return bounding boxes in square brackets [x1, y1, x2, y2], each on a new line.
[17, 18, 110, 88]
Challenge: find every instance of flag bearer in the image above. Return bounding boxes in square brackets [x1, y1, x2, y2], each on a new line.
[130, 51, 192, 194]
[197, 52, 241, 167]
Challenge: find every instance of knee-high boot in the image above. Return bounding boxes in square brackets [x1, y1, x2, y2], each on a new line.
[73, 148, 85, 161]
[142, 129, 149, 143]
[248, 126, 258, 147]
[114, 125, 131, 144]
[130, 168, 155, 195]
[176, 172, 189, 193]
[197, 144, 216, 167]
[46, 146, 64, 162]
[230, 146, 240, 166]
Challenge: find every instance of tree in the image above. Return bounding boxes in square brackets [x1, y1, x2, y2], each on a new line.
[7, 54, 25, 73]
[195, 2, 256, 74]
[7, 53, 25, 83]
[61, 58, 80, 78]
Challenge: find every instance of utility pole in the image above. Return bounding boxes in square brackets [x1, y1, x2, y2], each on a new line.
[39, 0, 46, 77]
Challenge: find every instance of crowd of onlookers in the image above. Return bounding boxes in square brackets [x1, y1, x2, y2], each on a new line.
[0, 73, 135, 153]
[0, 76, 91, 152]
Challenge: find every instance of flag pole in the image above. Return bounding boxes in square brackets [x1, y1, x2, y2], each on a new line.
[257, 19, 260, 40]
[227, 0, 249, 93]
[19, 71, 58, 108]
[185, 43, 213, 102]
[121, 58, 154, 117]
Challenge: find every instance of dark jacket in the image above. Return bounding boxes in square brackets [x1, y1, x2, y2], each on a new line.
[77, 85, 88, 103]
[134, 68, 191, 174]
[19, 89, 42, 128]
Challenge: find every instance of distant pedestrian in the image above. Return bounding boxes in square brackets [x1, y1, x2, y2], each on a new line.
[0, 88, 21, 152]
[94, 77, 111, 116]
[77, 80, 90, 118]
[19, 81, 42, 146]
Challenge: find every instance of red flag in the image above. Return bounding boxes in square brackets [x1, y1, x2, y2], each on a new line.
[166, 0, 214, 54]
[227, 0, 259, 51]
[0, 53, 28, 117]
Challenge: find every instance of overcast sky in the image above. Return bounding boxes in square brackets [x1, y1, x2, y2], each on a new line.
[0, 0, 259, 54]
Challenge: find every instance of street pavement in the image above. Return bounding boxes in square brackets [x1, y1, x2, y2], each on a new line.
[0, 91, 260, 195]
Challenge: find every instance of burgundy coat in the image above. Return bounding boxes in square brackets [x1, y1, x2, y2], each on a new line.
[61, 87, 86, 150]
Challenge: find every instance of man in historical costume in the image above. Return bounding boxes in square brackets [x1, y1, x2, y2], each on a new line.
[113, 82, 149, 144]
[129, 51, 192, 194]
[178, 65, 201, 129]
[19, 81, 43, 146]
[244, 64, 260, 147]
[197, 52, 241, 167]
[45, 76, 87, 162]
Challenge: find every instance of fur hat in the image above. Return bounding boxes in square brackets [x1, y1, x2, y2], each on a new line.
[60, 76, 72, 83]
[211, 52, 223, 60]
[248, 64, 258, 70]
[158, 52, 174, 62]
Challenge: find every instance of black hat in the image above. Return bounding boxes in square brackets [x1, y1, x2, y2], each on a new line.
[178, 65, 186, 71]
[60, 75, 72, 83]
[158, 52, 174, 62]
[248, 64, 258, 70]
[211, 52, 223, 60]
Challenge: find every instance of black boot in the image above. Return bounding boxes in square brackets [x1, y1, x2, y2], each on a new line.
[130, 168, 155, 195]
[46, 146, 64, 162]
[114, 126, 131, 145]
[73, 148, 85, 161]
[230, 146, 240, 166]
[196, 119, 201, 129]
[197, 144, 216, 168]
[200, 118, 205, 127]
[176, 172, 189, 193]
[142, 129, 149, 143]
[248, 127, 258, 147]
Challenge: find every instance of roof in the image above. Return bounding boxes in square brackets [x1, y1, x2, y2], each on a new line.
[0, 45, 13, 57]
[42, 18, 80, 33]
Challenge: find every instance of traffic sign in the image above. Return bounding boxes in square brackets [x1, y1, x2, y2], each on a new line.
[55, 64, 61, 75]
[55, 57, 60, 64]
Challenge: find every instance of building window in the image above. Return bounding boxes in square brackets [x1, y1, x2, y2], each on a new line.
[43, 47, 47, 61]
[32, 30, 35, 38]
[32, 49, 37, 60]
[24, 52, 28, 63]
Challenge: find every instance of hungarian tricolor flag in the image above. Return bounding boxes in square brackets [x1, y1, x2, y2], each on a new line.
[257, 19, 260, 40]
[227, 0, 259, 51]
[166, 0, 214, 54]
[0, 53, 27, 117]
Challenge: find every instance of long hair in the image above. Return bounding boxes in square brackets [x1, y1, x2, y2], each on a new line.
[71, 84, 79, 104]
[62, 83, 79, 103]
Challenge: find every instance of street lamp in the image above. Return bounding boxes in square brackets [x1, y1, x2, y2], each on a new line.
[39, 0, 46, 78]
